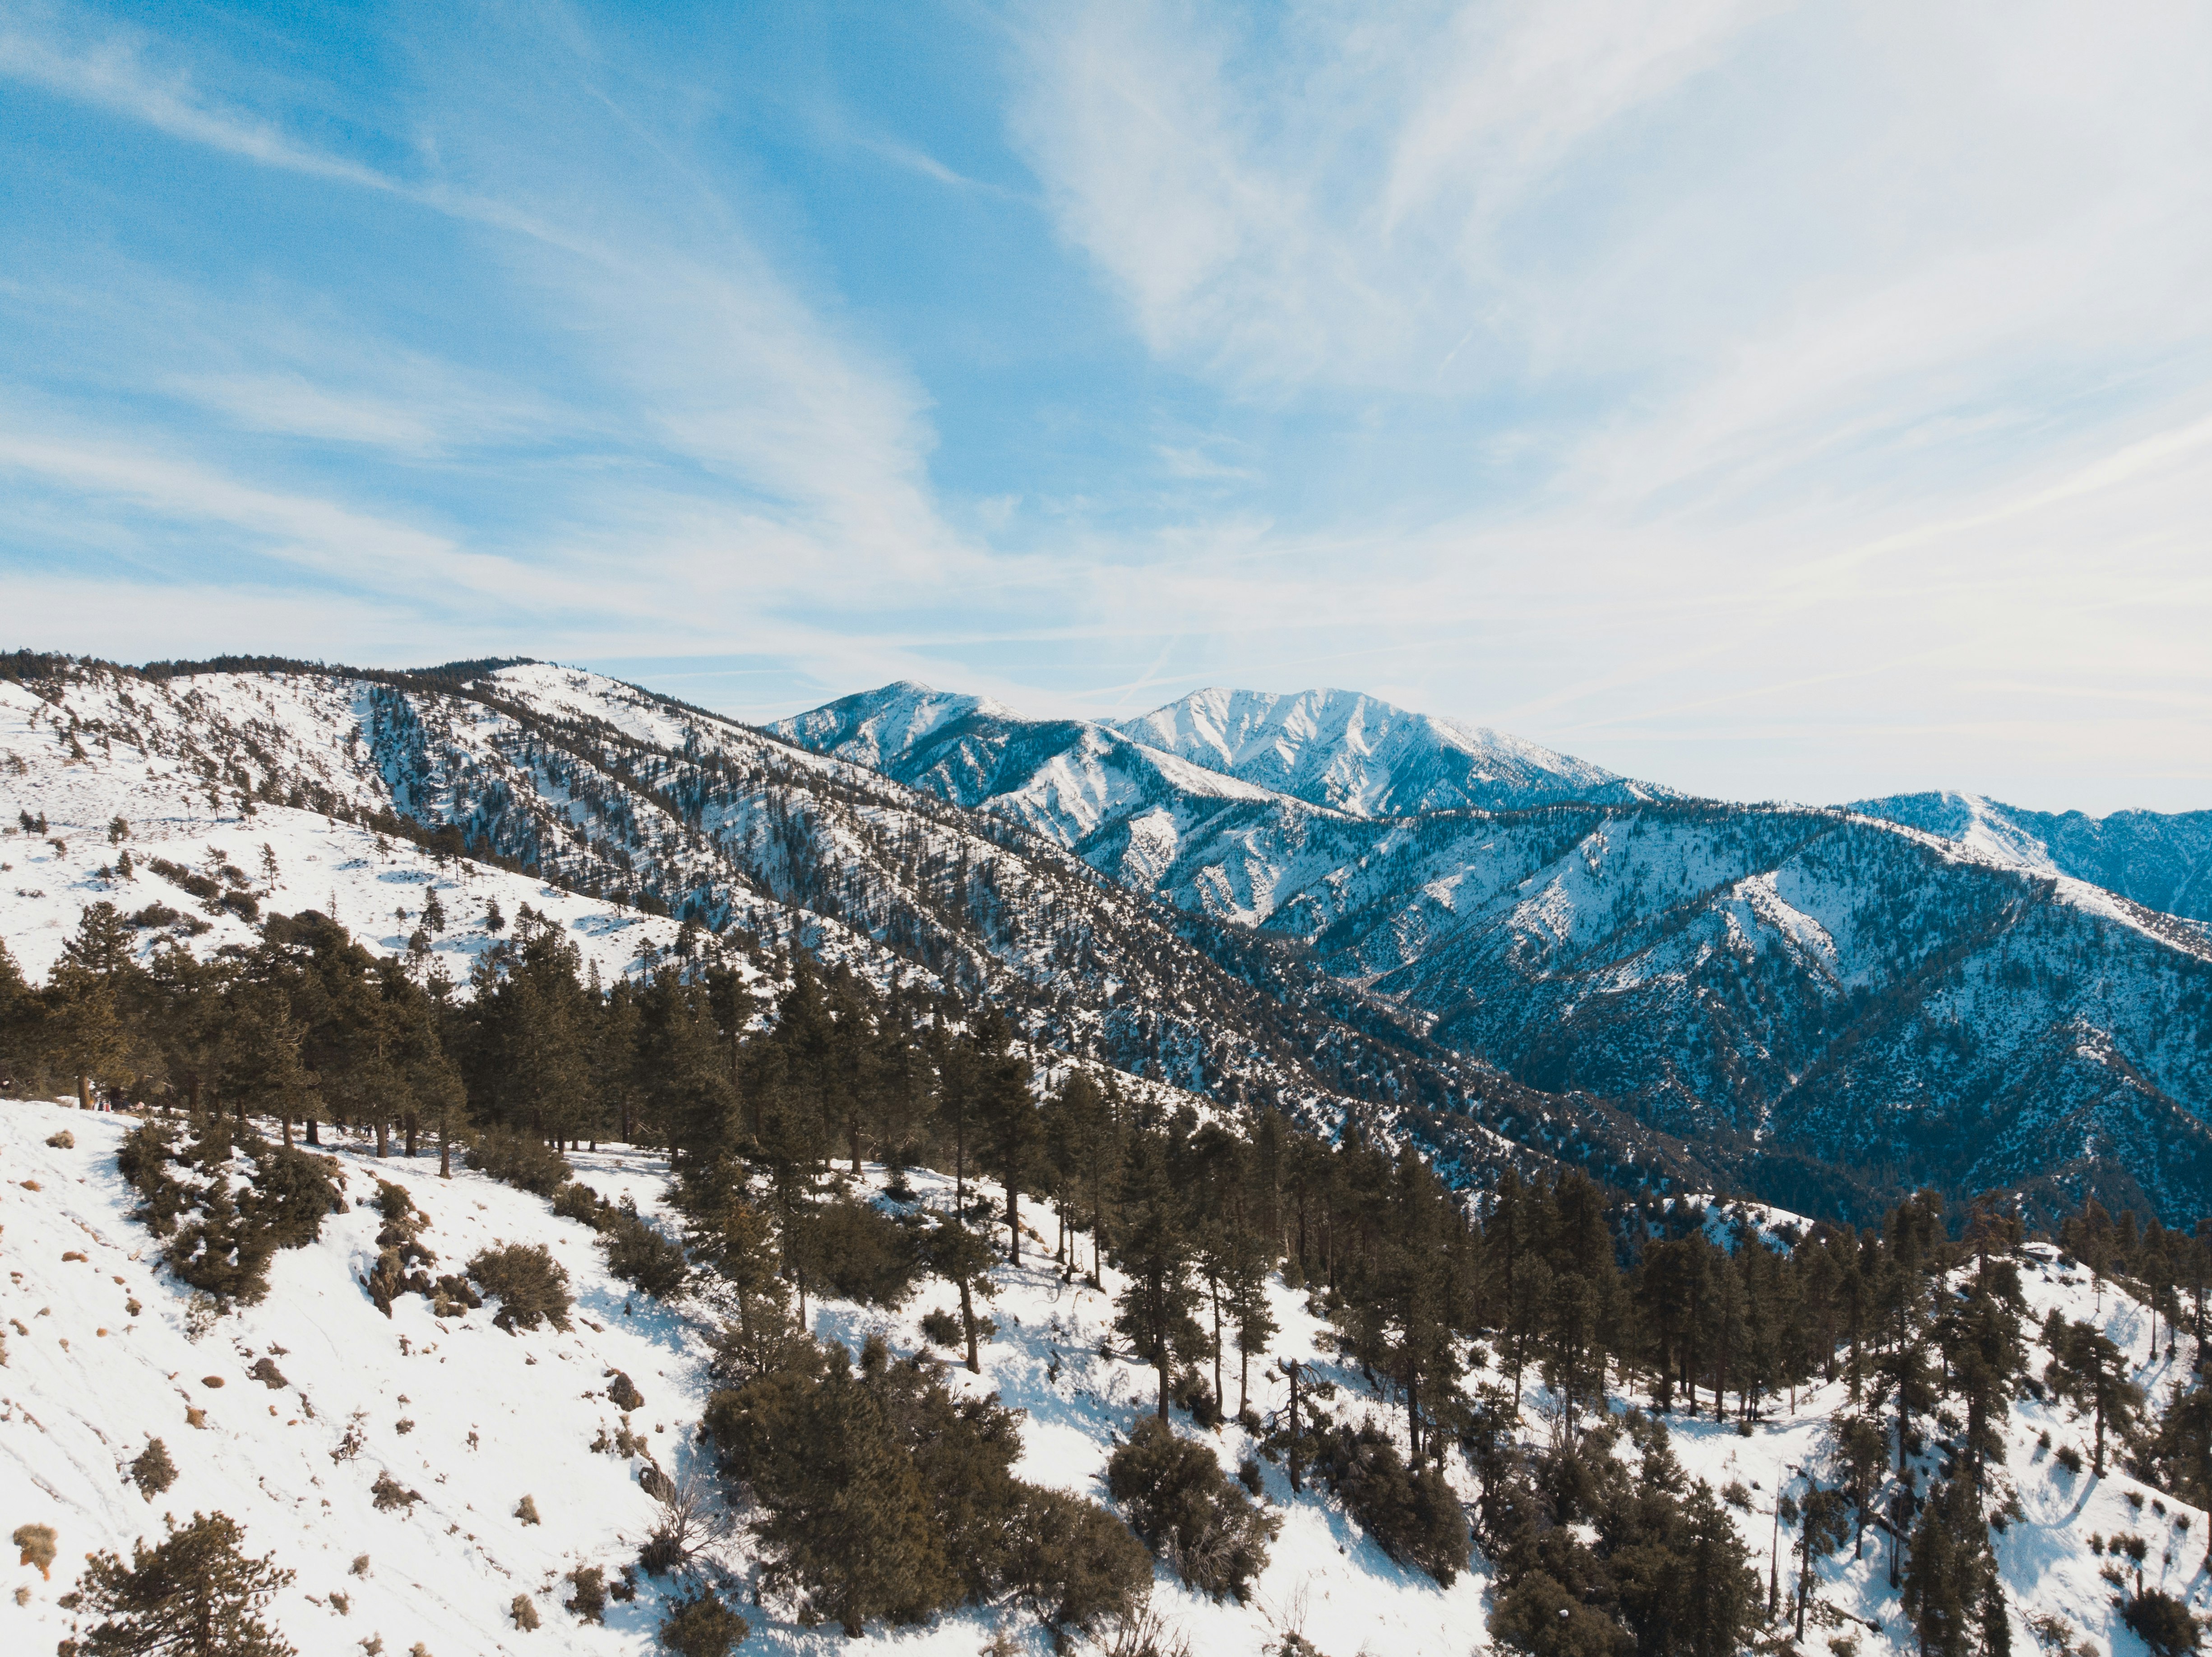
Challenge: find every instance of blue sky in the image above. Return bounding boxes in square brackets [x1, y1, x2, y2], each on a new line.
[3, 1, 2208, 812]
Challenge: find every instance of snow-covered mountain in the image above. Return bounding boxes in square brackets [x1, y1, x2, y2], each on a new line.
[1111, 686, 1665, 815]
[8, 650, 2212, 1224]
[773, 679, 2212, 1224]
[1855, 790, 2212, 923]
[1, 653, 1676, 1207]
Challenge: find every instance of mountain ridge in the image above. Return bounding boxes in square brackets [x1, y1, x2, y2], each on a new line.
[6, 649, 2210, 1224]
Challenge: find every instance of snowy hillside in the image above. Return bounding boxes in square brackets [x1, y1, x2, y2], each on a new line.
[7, 1098, 2205, 1657]
[0, 653, 1661, 1213]
[0, 1099, 1585, 1657]
[1855, 792, 2212, 924]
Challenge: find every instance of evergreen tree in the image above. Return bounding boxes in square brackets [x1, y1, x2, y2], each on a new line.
[639, 969, 738, 1163]
[44, 901, 146, 1108]
[707, 1343, 953, 1634]
[58, 1509, 294, 1657]
[1833, 1411, 1890, 1559]
[217, 988, 314, 1145]
[1111, 1134, 1203, 1420]
[2045, 1316, 2144, 1476]
[923, 1211, 1000, 1375]
[0, 937, 43, 1094]
[974, 1007, 1042, 1264]
[1901, 1475, 1998, 1657]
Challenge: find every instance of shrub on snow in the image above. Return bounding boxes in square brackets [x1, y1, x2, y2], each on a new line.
[1106, 1417, 1276, 1603]
[467, 1243, 572, 1333]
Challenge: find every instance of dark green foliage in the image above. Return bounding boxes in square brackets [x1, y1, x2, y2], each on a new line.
[1106, 1416, 1277, 1602]
[466, 1130, 573, 1197]
[1482, 1419, 1758, 1657]
[127, 1438, 177, 1502]
[2146, 1382, 2212, 1508]
[1310, 1419, 1469, 1583]
[1902, 1474, 2003, 1657]
[242, 1144, 344, 1250]
[2124, 1589, 2203, 1657]
[920, 1307, 963, 1347]
[2044, 1315, 2146, 1475]
[116, 1124, 189, 1236]
[468, 1242, 573, 1332]
[657, 1588, 750, 1657]
[706, 1331, 1140, 1637]
[792, 1197, 924, 1308]
[552, 1180, 616, 1229]
[1491, 1571, 1633, 1657]
[919, 1211, 999, 1374]
[1003, 1483, 1153, 1635]
[705, 1339, 952, 1634]
[117, 1127, 340, 1308]
[1799, 1486, 1852, 1557]
[602, 1204, 688, 1300]
[56, 1510, 294, 1657]
[164, 1175, 279, 1306]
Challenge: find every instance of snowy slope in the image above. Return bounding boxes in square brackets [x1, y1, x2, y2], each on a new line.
[6, 1099, 2199, 1657]
[1855, 792, 2212, 924]
[0, 1099, 1484, 1657]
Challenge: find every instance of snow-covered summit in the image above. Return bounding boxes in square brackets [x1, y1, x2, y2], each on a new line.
[1112, 685, 1666, 816]
[764, 681, 1018, 775]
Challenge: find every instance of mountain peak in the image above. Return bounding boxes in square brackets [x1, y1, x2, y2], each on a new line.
[1114, 685, 1654, 816]
[766, 680, 1013, 769]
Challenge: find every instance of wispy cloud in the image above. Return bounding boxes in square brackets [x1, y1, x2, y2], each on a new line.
[0, 2, 990, 625]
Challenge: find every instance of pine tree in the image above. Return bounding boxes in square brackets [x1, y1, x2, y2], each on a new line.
[1111, 1134, 1203, 1420]
[1833, 1411, 1890, 1559]
[2045, 1317, 2144, 1476]
[0, 937, 42, 1094]
[707, 1345, 953, 1634]
[639, 970, 738, 1163]
[1901, 1475, 1997, 1657]
[58, 1509, 295, 1657]
[217, 989, 314, 1145]
[44, 901, 145, 1108]
[974, 1007, 1042, 1264]
[685, 1170, 792, 1370]
[923, 1212, 1000, 1375]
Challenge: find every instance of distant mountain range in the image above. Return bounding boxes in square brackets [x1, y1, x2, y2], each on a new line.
[774, 679, 2212, 1222]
